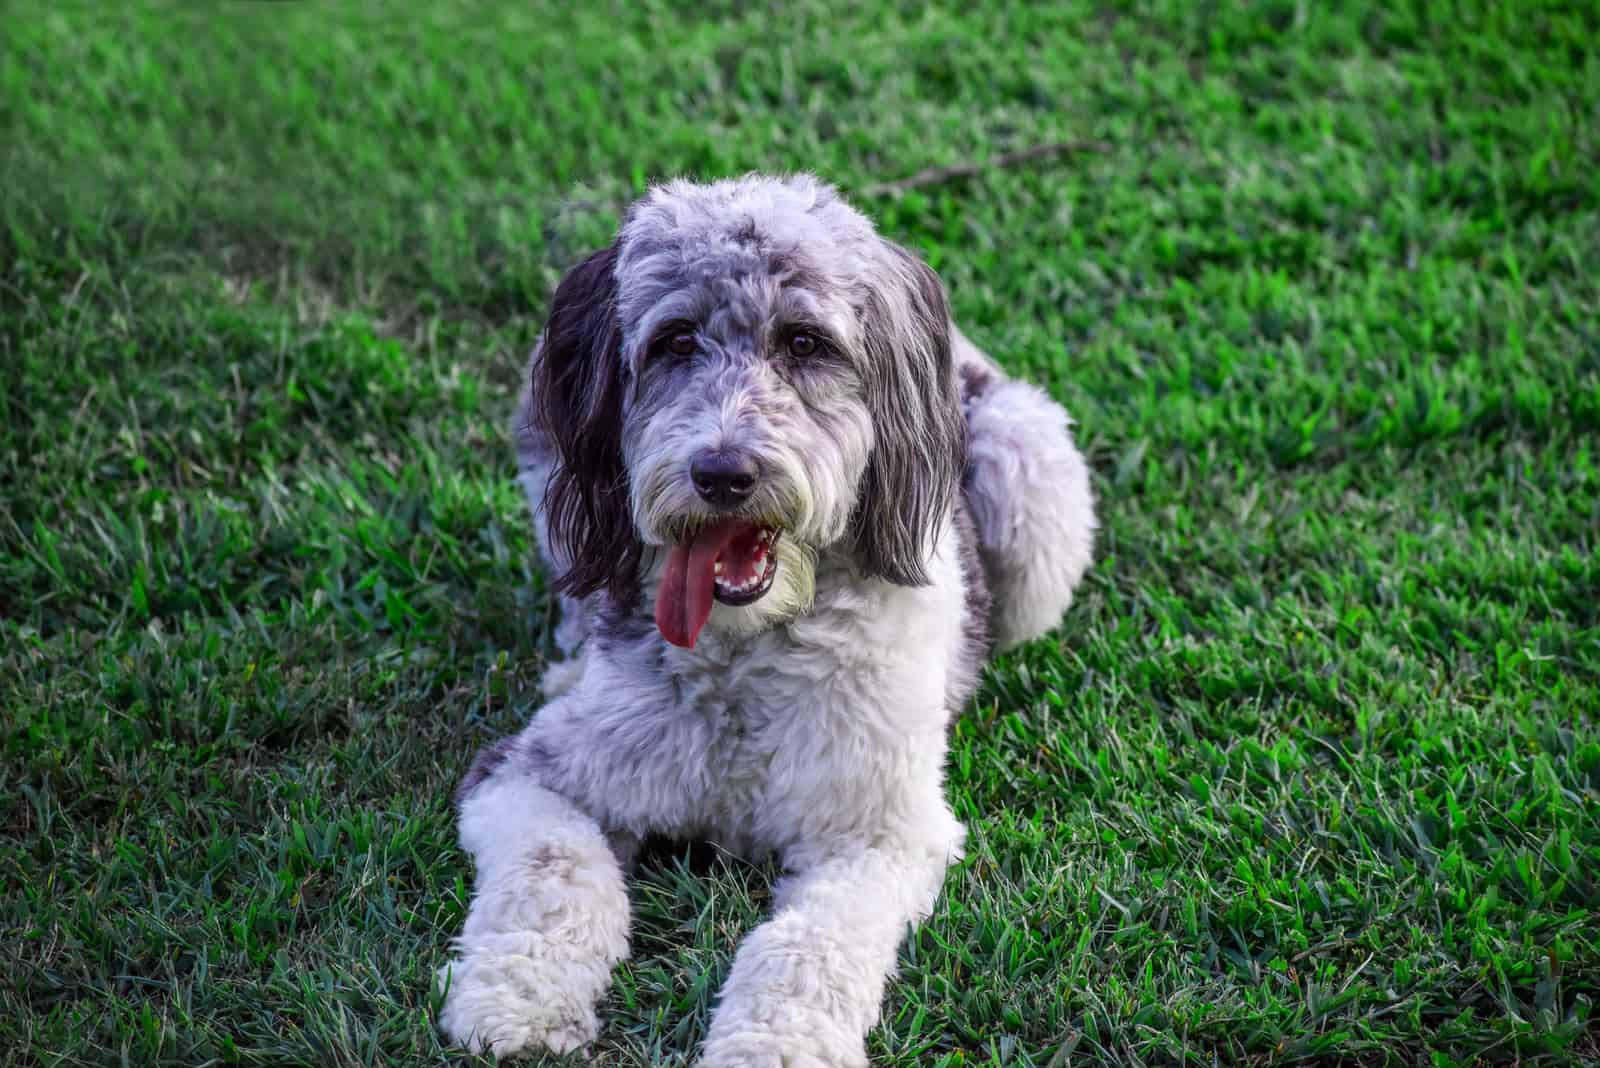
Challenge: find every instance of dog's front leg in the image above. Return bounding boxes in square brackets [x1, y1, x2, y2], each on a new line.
[437, 735, 630, 1057]
[698, 819, 963, 1068]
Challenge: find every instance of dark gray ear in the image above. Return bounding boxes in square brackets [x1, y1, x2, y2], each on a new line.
[851, 240, 965, 586]
[529, 242, 643, 601]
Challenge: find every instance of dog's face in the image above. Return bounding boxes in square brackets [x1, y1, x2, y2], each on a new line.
[531, 175, 964, 648]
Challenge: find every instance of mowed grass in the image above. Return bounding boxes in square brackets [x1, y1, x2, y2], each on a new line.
[3, 1, 1598, 1064]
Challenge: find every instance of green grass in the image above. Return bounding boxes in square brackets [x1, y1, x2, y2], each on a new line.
[3, 2, 1598, 1064]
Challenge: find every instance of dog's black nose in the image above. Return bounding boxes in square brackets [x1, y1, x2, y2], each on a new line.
[690, 450, 759, 507]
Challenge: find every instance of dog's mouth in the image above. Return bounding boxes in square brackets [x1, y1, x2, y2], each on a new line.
[655, 519, 782, 649]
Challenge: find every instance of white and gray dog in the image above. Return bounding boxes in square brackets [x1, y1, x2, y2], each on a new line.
[438, 174, 1096, 1065]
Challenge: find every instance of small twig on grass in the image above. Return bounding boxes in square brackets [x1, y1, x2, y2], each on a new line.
[860, 140, 1113, 197]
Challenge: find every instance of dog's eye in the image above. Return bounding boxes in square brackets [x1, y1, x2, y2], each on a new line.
[664, 331, 697, 357]
[787, 331, 820, 358]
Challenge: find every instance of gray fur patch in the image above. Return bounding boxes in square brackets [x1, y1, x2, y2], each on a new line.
[457, 736, 518, 803]
[947, 499, 992, 710]
[958, 359, 997, 404]
[595, 590, 659, 652]
[457, 734, 558, 804]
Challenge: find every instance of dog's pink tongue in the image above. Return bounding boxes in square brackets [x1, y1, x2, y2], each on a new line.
[655, 519, 743, 649]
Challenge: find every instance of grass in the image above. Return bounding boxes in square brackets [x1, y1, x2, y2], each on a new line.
[2, 1, 1598, 1064]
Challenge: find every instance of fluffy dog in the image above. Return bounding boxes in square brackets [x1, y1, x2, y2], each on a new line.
[438, 174, 1096, 1065]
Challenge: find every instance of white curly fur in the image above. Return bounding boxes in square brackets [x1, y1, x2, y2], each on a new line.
[437, 774, 630, 1053]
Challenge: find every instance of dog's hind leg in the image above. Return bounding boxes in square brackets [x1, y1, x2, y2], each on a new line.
[437, 731, 631, 1057]
[956, 329, 1097, 649]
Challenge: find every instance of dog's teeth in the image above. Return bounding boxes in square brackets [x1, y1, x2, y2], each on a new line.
[714, 561, 724, 575]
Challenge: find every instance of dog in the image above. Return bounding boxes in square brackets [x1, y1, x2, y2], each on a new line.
[437, 174, 1096, 1065]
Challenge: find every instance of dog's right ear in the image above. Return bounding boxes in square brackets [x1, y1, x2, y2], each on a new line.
[530, 242, 643, 601]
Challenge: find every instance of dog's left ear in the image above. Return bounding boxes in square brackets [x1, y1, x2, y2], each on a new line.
[851, 239, 966, 586]
[530, 242, 644, 601]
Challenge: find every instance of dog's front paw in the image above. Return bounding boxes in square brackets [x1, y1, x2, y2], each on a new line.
[698, 1025, 866, 1068]
[437, 940, 607, 1057]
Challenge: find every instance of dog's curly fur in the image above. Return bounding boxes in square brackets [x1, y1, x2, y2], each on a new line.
[438, 174, 1096, 1065]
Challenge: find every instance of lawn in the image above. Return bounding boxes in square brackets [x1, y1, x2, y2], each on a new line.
[3, 2, 1598, 1064]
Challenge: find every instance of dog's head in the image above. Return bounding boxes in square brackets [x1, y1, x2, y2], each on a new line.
[531, 174, 964, 648]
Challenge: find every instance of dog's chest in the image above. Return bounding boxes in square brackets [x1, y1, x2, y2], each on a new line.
[665, 649, 829, 852]
[662, 599, 951, 855]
